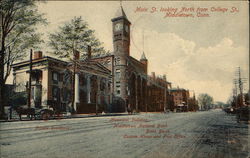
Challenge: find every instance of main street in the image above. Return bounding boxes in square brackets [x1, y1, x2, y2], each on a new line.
[0, 110, 249, 158]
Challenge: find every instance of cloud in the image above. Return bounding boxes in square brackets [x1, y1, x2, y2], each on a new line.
[131, 29, 248, 102]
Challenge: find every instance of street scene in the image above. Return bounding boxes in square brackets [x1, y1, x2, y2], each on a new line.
[0, 110, 249, 158]
[0, 1, 249, 158]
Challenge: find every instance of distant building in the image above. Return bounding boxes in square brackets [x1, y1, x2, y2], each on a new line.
[170, 88, 190, 112]
[147, 73, 172, 112]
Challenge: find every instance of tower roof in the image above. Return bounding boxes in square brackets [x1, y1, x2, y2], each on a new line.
[115, 6, 128, 19]
[112, 5, 130, 23]
[140, 52, 147, 61]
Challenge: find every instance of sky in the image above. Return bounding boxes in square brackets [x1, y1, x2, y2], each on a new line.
[7, 1, 249, 103]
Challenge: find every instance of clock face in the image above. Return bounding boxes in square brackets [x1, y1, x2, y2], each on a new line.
[115, 23, 123, 32]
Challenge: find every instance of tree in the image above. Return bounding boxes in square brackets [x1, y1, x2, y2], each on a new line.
[214, 101, 227, 109]
[198, 93, 214, 111]
[244, 92, 249, 105]
[48, 16, 106, 59]
[0, 0, 46, 117]
[48, 16, 107, 113]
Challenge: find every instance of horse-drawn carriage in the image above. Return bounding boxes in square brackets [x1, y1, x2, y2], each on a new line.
[11, 105, 61, 120]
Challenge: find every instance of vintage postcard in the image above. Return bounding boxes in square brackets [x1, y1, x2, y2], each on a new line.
[0, 0, 249, 158]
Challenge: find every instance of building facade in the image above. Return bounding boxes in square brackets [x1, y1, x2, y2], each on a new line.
[12, 51, 111, 113]
[170, 88, 190, 112]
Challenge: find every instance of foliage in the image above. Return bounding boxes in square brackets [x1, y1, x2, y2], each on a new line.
[48, 16, 106, 59]
[0, 0, 46, 116]
[244, 93, 249, 105]
[198, 93, 214, 110]
[1, 0, 46, 81]
[10, 91, 27, 107]
[214, 101, 228, 108]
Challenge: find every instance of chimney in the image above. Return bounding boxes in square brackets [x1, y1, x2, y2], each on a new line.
[163, 75, 166, 81]
[74, 50, 80, 60]
[87, 45, 91, 59]
[33, 51, 43, 60]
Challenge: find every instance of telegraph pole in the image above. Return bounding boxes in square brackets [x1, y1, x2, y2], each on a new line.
[27, 49, 33, 108]
[234, 80, 238, 108]
[234, 67, 247, 107]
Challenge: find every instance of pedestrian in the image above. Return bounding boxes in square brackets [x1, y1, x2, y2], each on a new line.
[127, 104, 132, 114]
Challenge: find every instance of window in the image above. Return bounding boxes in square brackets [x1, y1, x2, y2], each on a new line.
[53, 72, 58, 81]
[116, 69, 120, 73]
[115, 57, 120, 65]
[59, 73, 63, 82]
[63, 71, 71, 85]
[115, 69, 121, 78]
[52, 86, 59, 101]
[117, 90, 120, 94]
[52, 72, 59, 84]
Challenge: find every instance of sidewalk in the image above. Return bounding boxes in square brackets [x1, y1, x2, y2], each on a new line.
[0, 112, 135, 122]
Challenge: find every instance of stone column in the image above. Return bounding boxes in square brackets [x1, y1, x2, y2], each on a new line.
[97, 77, 100, 104]
[135, 75, 138, 112]
[41, 69, 48, 108]
[105, 79, 109, 104]
[74, 73, 80, 112]
[140, 78, 143, 111]
[145, 80, 148, 112]
[164, 88, 167, 112]
[96, 76, 100, 115]
[87, 75, 91, 103]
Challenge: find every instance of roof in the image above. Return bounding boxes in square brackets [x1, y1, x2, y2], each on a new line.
[111, 6, 131, 24]
[115, 6, 127, 19]
[140, 52, 147, 60]
[127, 56, 146, 74]
[170, 88, 187, 92]
[12, 55, 111, 78]
[71, 60, 111, 78]
[12, 56, 68, 69]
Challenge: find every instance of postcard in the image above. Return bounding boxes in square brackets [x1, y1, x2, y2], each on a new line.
[0, 0, 249, 158]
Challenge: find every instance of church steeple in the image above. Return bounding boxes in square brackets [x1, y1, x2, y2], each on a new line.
[140, 51, 148, 74]
[140, 51, 147, 61]
[111, 5, 130, 24]
[115, 6, 128, 19]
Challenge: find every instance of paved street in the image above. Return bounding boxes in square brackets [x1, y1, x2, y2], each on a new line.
[0, 110, 249, 158]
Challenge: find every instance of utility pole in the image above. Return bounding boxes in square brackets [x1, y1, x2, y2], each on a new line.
[71, 49, 77, 114]
[27, 49, 33, 108]
[234, 80, 238, 108]
[234, 67, 247, 108]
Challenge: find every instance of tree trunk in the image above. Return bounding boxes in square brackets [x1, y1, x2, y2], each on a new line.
[0, 37, 6, 118]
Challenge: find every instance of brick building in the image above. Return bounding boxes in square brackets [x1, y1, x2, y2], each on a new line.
[170, 88, 190, 112]
[91, 6, 149, 112]
[147, 73, 172, 112]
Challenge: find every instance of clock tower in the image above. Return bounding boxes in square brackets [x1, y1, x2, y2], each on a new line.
[111, 6, 131, 110]
[112, 6, 131, 56]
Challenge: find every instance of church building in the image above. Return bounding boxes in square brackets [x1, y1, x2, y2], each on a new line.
[91, 6, 148, 112]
